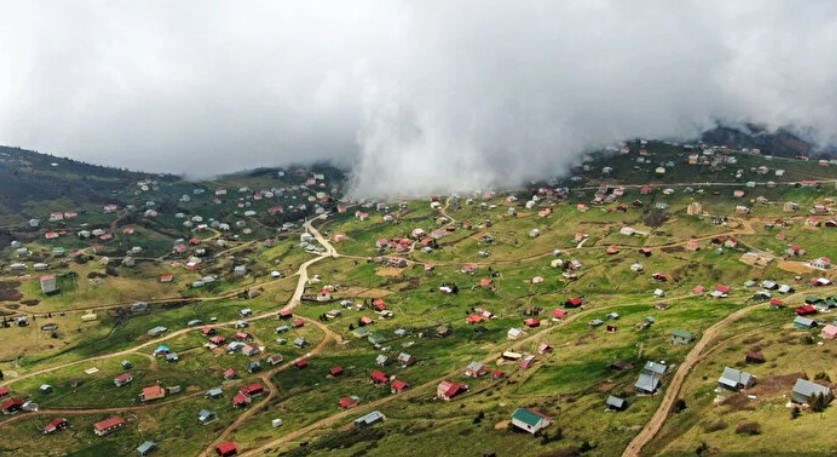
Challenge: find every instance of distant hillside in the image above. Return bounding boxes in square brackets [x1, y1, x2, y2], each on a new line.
[0, 146, 155, 224]
[700, 124, 831, 159]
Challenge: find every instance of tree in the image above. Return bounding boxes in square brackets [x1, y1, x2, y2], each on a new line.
[674, 398, 687, 412]
[790, 405, 800, 420]
[808, 393, 830, 413]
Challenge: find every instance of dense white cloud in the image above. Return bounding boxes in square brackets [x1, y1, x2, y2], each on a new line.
[1, 1, 836, 196]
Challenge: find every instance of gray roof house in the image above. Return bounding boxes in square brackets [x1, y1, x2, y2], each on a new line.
[136, 441, 157, 456]
[606, 395, 627, 410]
[642, 361, 668, 376]
[353, 410, 386, 428]
[198, 409, 217, 424]
[791, 378, 832, 404]
[206, 387, 224, 399]
[634, 373, 662, 394]
[396, 353, 415, 367]
[793, 316, 816, 329]
[718, 367, 755, 391]
[294, 337, 309, 348]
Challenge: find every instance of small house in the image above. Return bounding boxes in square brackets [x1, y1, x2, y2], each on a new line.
[339, 396, 359, 409]
[510, 408, 552, 435]
[507, 328, 526, 340]
[437, 381, 468, 400]
[718, 367, 755, 391]
[793, 316, 816, 329]
[136, 441, 157, 456]
[464, 362, 487, 378]
[198, 409, 217, 425]
[821, 324, 837, 340]
[606, 396, 627, 411]
[293, 337, 309, 349]
[44, 417, 68, 434]
[141, 385, 166, 402]
[93, 416, 126, 436]
[370, 370, 389, 384]
[791, 378, 832, 404]
[114, 373, 133, 387]
[634, 373, 661, 394]
[215, 442, 237, 457]
[391, 379, 409, 393]
[396, 352, 415, 367]
[206, 387, 224, 399]
[353, 410, 385, 428]
[670, 329, 695, 345]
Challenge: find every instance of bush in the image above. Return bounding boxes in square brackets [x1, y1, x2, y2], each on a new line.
[703, 421, 727, 432]
[734, 422, 761, 435]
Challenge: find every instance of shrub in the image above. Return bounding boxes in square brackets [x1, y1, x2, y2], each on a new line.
[735, 422, 761, 435]
[703, 421, 727, 432]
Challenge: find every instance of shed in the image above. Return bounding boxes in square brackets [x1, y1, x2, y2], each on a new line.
[137, 441, 157, 456]
[353, 410, 386, 428]
[670, 329, 695, 345]
[606, 395, 627, 411]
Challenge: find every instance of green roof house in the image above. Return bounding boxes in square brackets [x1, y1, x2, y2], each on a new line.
[510, 407, 552, 435]
[670, 329, 695, 345]
[367, 333, 387, 345]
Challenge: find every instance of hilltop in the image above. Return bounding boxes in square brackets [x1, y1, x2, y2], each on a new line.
[0, 146, 159, 226]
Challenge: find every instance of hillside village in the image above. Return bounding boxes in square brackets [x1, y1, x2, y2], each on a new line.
[0, 140, 835, 457]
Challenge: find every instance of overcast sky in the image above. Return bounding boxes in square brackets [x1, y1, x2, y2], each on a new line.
[1, 1, 836, 196]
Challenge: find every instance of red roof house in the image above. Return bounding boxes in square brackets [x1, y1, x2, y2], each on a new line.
[240, 384, 264, 396]
[1, 398, 23, 414]
[330, 366, 344, 377]
[44, 417, 68, 434]
[216, 442, 237, 457]
[437, 381, 468, 400]
[466, 314, 485, 324]
[141, 385, 166, 402]
[339, 396, 358, 409]
[232, 393, 251, 408]
[795, 305, 817, 316]
[565, 297, 583, 308]
[371, 370, 389, 384]
[93, 416, 125, 435]
[524, 318, 540, 328]
[391, 379, 410, 393]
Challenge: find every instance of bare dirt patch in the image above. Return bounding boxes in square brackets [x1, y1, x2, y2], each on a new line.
[375, 267, 403, 277]
[661, 246, 684, 253]
[333, 287, 392, 299]
[748, 372, 804, 397]
[0, 281, 22, 301]
[777, 260, 814, 274]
